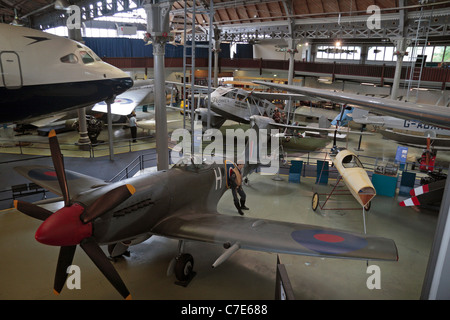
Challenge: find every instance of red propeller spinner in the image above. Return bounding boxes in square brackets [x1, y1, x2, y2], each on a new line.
[13, 130, 136, 299]
[35, 203, 92, 246]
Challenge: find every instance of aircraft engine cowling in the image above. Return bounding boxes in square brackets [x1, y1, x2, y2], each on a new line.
[108, 235, 153, 258]
[250, 115, 274, 130]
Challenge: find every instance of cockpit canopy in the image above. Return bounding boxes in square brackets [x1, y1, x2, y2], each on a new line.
[60, 44, 101, 65]
[172, 156, 215, 172]
[341, 154, 363, 168]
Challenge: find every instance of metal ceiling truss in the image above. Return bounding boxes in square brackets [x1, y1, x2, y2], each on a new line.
[30, 1, 450, 46]
[219, 10, 450, 43]
[32, 0, 147, 29]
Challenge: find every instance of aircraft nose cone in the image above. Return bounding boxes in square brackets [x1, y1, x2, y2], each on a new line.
[112, 77, 134, 95]
[35, 203, 92, 246]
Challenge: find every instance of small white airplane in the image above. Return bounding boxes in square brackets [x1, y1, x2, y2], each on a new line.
[93, 80, 181, 132]
[91, 80, 156, 117]
[350, 108, 450, 150]
[177, 83, 307, 131]
[295, 103, 450, 149]
[0, 24, 133, 124]
[253, 81, 450, 130]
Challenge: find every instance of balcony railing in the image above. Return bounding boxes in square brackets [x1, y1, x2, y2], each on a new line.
[103, 57, 450, 88]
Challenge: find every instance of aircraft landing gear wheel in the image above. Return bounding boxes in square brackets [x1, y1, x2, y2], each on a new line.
[175, 253, 194, 282]
[364, 201, 371, 211]
[312, 192, 319, 211]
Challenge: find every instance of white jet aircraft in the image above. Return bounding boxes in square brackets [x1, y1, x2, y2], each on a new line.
[0, 24, 133, 124]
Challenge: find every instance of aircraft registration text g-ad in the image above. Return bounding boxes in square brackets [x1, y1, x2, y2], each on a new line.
[180, 303, 268, 317]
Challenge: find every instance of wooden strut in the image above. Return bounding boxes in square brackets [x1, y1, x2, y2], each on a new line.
[316, 175, 368, 211]
[315, 175, 368, 234]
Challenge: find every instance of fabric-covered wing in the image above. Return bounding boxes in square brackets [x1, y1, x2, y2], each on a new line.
[151, 213, 398, 261]
[92, 89, 148, 115]
[252, 92, 305, 101]
[14, 165, 107, 197]
[92, 80, 154, 115]
[253, 81, 450, 129]
[269, 122, 373, 135]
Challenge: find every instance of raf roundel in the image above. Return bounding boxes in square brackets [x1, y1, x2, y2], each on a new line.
[97, 98, 133, 105]
[28, 168, 78, 181]
[291, 229, 368, 255]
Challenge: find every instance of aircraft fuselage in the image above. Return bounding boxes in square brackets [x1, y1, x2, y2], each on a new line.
[208, 87, 276, 124]
[0, 24, 133, 123]
[85, 162, 228, 245]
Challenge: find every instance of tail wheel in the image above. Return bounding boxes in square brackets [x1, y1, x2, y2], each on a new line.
[175, 253, 194, 281]
[312, 192, 319, 211]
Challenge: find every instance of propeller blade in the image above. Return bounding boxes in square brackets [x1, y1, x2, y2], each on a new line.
[53, 245, 76, 295]
[81, 184, 136, 223]
[80, 237, 131, 300]
[48, 130, 70, 206]
[14, 200, 52, 221]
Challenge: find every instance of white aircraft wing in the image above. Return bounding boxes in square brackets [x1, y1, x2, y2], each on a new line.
[92, 89, 150, 116]
[270, 122, 374, 135]
[294, 106, 339, 120]
[92, 79, 155, 116]
[151, 212, 398, 261]
[252, 92, 306, 101]
[253, 81, 450, 129]
[29, 113, 70, 127]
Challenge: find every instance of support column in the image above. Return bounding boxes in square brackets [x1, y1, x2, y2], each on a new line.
[212, 28, 221, 88]
[287, 39, 297, 86]
[145, 1, 173, 171]
[106, 97, 115, 160]
[390, 38, 409, 100]
[360, 44, 368, 65]
[391, 0, 409, 101]
[285, 39, 297, 122]
[76, 108, 90, 150]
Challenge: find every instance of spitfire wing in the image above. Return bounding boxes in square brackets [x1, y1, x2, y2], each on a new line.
[151, 212, 398, 261]
[14, 165, 107, 197]
[253, 81, 450, 129]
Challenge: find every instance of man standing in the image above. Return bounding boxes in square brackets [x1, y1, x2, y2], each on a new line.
[229, 162, 249, 215]
[129, 111, 137, 143]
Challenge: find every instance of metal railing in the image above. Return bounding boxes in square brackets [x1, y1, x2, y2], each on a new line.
[0, 135, 157, 158]
[282, 146, 448, 189]
[107, 153, 157, 183]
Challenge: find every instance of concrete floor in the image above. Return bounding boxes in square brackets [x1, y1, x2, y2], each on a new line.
[0, 109, 446, 300]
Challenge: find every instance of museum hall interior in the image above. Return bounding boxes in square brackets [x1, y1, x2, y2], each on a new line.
[0, 0, 450, 302]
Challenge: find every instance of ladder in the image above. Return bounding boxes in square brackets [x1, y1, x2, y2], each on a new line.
[405, 5, 433, 101]
[182, 0, 214, 138]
